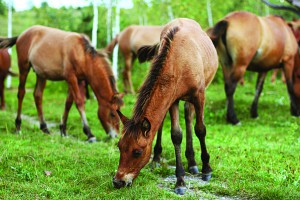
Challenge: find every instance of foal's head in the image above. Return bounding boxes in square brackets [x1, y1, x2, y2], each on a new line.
[113, 110, 153, 188]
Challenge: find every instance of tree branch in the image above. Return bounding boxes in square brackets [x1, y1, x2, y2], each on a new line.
[261, 0, 300, 16]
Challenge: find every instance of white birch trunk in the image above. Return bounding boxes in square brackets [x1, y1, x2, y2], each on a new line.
[206, 0, 213, 27]
[106, 0, 112, 44]
[92, 0, 98, 48]
[6, 0, 12, 88]
[112, 0, 120, 79]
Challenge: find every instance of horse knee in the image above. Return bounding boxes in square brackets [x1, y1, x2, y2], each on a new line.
[171, 128, 182, 145]
[195, 125, 206, 139]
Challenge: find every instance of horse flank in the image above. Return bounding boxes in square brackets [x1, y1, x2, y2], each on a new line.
[123, 26, 180, 137]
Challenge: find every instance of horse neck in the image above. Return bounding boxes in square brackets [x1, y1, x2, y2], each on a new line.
[88, 58, 115, 105]
[135, 83, 176, 137]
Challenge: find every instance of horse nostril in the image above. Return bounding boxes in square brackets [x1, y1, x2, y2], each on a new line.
[113, 178, 126, 189]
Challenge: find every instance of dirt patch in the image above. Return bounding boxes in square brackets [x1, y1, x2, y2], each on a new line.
[158, 167, 240, 199]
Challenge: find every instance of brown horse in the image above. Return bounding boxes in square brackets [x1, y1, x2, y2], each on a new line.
[208, 11, 300, 124]
[113, 18, 218, 195]
[105, 25, 163, 94]
[0, 25, 123, 142]
[0, 48, 17, 110]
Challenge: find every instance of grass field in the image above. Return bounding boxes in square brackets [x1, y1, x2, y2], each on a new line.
[0, 55, 299, 199]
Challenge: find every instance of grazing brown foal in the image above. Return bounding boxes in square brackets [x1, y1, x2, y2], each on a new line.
[113, 18, 218, 195]
[105, 25, 163, 94]
[0, 25, 123, 142]
[208, 11, 300, 124]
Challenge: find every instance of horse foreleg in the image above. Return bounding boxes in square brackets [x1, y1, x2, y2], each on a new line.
[283, 59, 300, 116]
[34, 76, 49, 134]
[184, 102, 198, 174]
[0, 76, 5, 110]
[250, 72, 267, 118]
[67, 76, 96, 142]
[152, 118, 164, 164]
[60, 90, 73, 137]
[15, 67, 30, 133]
[225, 79, 239, 124]
[193, 90, 212, 182]
[169, 101, 186, 195]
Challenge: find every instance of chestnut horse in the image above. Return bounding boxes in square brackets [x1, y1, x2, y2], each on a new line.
[113, 18, 218, 195]
[0, 25, 123, 142]
[0, 48, 17, 110]
[208, 11, 300, 124]
[105, 25, 163, 94]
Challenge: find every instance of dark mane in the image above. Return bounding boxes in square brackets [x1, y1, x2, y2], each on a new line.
[82, 36, 98, 57]
[123, 26, 180, 137]
[81, 35, 119, 96]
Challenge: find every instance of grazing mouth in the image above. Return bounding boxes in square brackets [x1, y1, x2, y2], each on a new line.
[112, 177, 132, 189]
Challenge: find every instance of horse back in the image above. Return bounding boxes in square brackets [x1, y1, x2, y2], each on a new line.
[221, 11, 297, 70]
[119, 25, 162, 54]
[163, 18, 218, 91]
[16, 25, 86, 80]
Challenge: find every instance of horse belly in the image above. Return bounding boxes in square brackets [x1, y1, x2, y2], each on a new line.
[31, 63, 65, 80]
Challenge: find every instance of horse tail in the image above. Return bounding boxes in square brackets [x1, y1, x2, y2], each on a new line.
[137, 43, 160, 63]
[0, 37, 18, 48]
[208, 20, 228, 46]
[8, 69, 18, 77]
[105, 35, 119, 55]
[209, 20, 232, 66]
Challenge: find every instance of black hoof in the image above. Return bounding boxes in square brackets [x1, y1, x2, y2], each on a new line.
[150, 161, 161, 169]
[188, 166, 199, 174]
[202, 172, 212, 181]
[226, 116, 240, 125]
[250, 112, 258, 118]
[87, 137, 97, 143]
[174, 187, 185, 195]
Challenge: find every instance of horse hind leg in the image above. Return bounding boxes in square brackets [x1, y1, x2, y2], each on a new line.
[283, 58, 300, 116]
[122, 54, 135, 94]
[15, 62, 31, 133]
[169, 101, 186, 195]
[192, 90, 212, 181]
[250, 72, 267, 118]
[0, 76, 5, 110]
[34, 76, 50, 134]
[184, 102, 199, 174]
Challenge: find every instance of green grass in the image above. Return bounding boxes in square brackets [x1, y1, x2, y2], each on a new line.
[0, 55, 299, 199]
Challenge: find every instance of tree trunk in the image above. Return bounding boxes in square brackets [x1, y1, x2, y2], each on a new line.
[6, 0, 12, 89]
[92, 0, 98, 48]
[112, 0, 120, 79]
[206, 0, 213, 27]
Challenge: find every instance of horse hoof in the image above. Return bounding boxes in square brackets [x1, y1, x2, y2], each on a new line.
[150, 161, 160, 169]
[87, 137, 97, 143]
[202, 172, 212, 181]
[174, 187, 185, 195]
[188, 166, 199, 174]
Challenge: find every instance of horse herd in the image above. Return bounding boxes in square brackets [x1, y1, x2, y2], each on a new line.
[0, 11, 300, 195]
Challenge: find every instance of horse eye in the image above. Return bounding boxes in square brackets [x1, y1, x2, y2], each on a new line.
[133, 149, 143, 158]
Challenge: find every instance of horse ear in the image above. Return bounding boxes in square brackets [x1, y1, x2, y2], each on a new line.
[112, 93, 124, 108]
[141, 118, 151, 138]
[137, 43, 159, 63]
[117, 110, 129, 125]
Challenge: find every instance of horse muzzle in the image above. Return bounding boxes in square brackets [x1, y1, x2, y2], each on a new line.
[112, 177, 132, 189]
